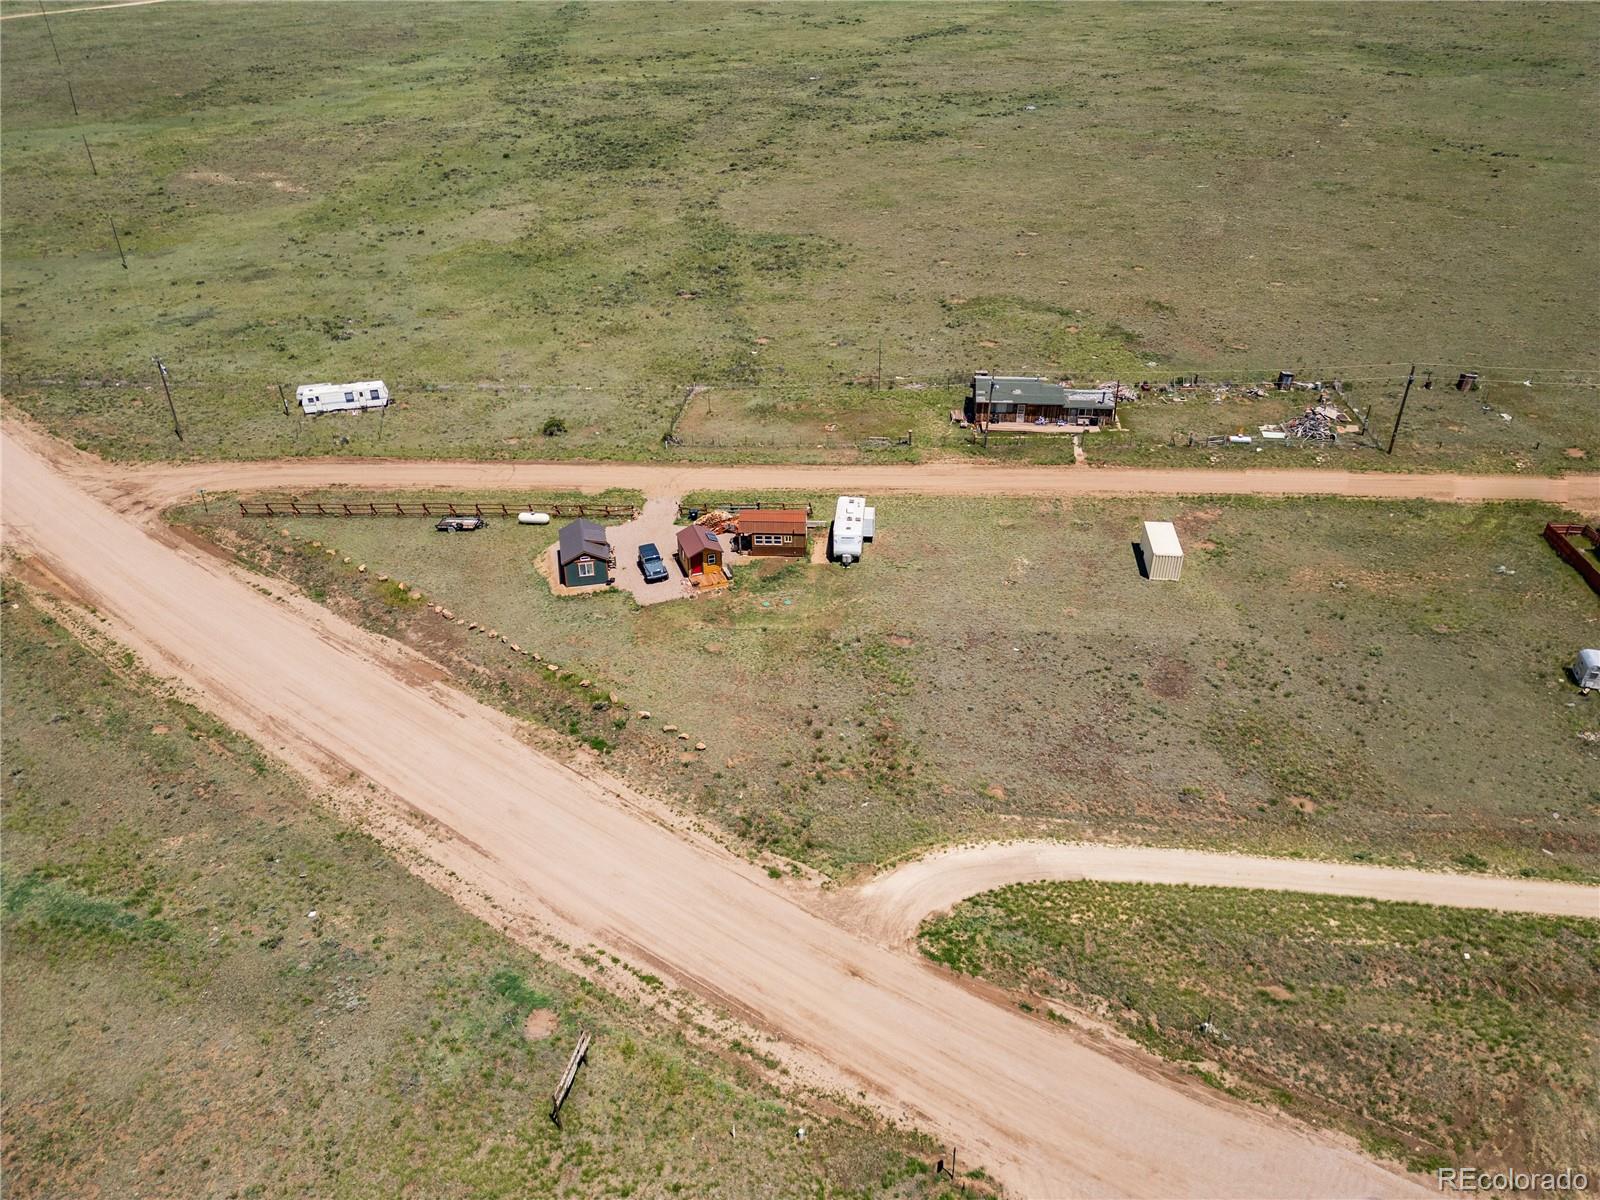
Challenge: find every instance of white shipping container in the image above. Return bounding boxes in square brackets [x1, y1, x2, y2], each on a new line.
[296, 380, 390, 415]
[1140, 520, 1184, 581]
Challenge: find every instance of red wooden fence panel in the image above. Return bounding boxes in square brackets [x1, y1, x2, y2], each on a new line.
[1543, 523, 1600, 597]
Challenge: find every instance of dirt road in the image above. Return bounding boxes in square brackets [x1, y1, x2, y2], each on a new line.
[4, 422, 1450, 1197]
[90, 453, 1600, 513]
[837, 843, 1599, 948]
[0, 0, 166, 19]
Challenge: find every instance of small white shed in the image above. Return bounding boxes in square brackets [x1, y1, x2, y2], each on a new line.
[1140, 521, 1184, 581]
[1574, 648, 1600, 692]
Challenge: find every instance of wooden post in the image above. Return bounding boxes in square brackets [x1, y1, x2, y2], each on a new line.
[1386, 364, 1415, 456]
[550, 1030, 592, 1127]
[110, 218, 128, 269]
[80, 133, 97, 176]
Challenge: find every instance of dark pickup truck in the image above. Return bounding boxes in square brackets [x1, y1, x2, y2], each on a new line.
[637, 542, 669, 583]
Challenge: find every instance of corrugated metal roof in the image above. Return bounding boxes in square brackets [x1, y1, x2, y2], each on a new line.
[558, 518, 611, 565]
[736, 510, 807, 535]
[676, 525, 720, 556]
[974, 376, 1115, 410]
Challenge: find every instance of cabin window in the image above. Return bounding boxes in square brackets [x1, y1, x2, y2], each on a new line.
[577, 560, 595, 578]
[345, 391, 355, 402]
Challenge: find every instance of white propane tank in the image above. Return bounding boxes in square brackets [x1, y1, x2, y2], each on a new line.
[519, 512, 551, 525]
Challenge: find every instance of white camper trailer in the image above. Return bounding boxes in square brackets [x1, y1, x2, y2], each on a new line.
[1140, 521, 1184, 581]
[1574, 648, 1600, 693]
[832, 495, 874, 564]
[296, 380, 390, 415]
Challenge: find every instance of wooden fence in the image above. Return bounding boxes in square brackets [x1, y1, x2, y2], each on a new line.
[237, 500, 637, 519]
[1542, 523, 1600, 596]
[678, 500, 814, 518]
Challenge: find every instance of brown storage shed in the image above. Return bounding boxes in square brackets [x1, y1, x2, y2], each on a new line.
[676, 525, 726, 587]
[734, 510, 809, 558]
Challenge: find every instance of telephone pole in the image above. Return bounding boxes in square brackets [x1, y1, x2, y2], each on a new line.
[153, 356, 183, 441]
[1386, 364, 1415, 456]
[109, 217, 128, 268]
[80, 133, 97, 176]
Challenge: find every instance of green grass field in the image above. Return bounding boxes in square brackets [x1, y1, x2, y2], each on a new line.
[0, 584, 970, 1199]
[918, 881, 1600, 1177]
[3, 3, 1596, 465]
[180, 492, 1600, 880]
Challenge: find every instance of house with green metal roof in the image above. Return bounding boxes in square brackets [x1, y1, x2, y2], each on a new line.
[965, 373, 1117, 429]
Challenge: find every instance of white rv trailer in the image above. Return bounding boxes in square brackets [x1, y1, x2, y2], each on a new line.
[831, 496, 876, 564]
[296, 380, 390, 415]
[1575, 648, 1600, 693]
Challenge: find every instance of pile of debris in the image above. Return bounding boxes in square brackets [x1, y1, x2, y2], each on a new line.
[694, 509, 739, 534]
[1282, 404, 1346, 441]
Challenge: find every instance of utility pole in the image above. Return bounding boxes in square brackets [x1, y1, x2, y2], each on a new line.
[109, 217, 128, 268]
[277, 383, 289, 416]
[153, 356, 182, 442]
[80, 133, 97, 176]
[877, 338, 884, 391]
[1386, 363, 1415, 455]
[65, 77, 79, 117]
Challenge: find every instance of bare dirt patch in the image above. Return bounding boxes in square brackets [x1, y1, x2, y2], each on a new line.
[1147, 657, 1192, 701]
[522, 1009, 558, 1041]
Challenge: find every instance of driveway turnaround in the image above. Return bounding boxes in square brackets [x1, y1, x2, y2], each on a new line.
[603, 496, 693, 605]
[836, 842, 1598, 948]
